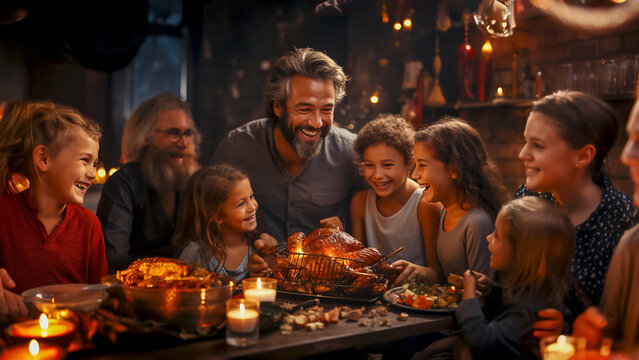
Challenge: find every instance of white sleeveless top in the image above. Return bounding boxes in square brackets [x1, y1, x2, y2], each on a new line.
[364, 188, 427, 266]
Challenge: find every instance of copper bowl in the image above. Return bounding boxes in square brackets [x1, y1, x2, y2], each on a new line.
[102, 275, 232, 330]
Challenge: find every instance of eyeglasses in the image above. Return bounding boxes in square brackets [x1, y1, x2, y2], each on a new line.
[154, 128, 194, 142]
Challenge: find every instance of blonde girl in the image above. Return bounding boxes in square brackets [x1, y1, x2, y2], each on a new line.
[0, 101, 107, 316]
[174, 164, 258, 281]
[455, 196, 574, 359]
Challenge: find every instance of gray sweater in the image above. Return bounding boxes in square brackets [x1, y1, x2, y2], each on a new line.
[437, 207, 493, 279]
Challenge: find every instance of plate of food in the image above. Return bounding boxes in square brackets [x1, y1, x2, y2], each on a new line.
[383, 274, 464, 314]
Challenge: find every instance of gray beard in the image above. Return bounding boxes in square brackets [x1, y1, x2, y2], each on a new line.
[140, 145, 199, 192]
[277, 114, 326, 160]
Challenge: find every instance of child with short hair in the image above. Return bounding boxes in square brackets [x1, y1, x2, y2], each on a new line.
[454, 196, 574, 359]
[392, 117, 506, 284]
[348, 114, 440, 272]
[0, 101, 108, 301]
[174, 164, 258, 281]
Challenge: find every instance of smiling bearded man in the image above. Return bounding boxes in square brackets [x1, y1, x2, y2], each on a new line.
[97, 93, 201, 273]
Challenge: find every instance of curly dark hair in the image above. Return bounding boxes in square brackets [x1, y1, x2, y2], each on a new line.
[354, 114, 415, 166]
[415, 116, 506, 219]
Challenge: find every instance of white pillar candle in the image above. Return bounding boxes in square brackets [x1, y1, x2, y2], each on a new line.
[244, 288, 277, 302]
[227, 304, 259, 333]
[544, 335, 576, 360]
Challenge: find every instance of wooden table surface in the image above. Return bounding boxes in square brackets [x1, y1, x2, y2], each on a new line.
[74, 296, 454, 360]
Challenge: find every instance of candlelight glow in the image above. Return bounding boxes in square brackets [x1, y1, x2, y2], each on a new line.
[200, 288, 206, 305]
[39, 314, 49, 330]
[370, 90, 379, 104]
[481, 39, 493, 56]
[108, 167, 118, 176]
[403, 18, 412, 28]
[557, 335, 567, 345]
[451, 286, 456, 292]
[393, 22, 402, 31]
[496, 87, 504, 96]
[97, 167, 106, 178]
[239, 303, 246, 314]
[29, 339, 39, 356]
[229, 281, 234, 287]
[257, 277, 262, 289]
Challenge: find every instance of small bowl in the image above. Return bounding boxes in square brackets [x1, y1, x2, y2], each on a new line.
[22, 284, 109, 313]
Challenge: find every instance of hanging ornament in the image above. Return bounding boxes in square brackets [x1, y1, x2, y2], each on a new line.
[427, 35, 447, 108]
[381, 0, 389, 23]
[457, 10, 475, 101]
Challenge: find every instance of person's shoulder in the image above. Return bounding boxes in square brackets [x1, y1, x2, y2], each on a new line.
[328, 126, 356, 143]
[105, 162, 140, 184]
[68, 204, 102, 228]
[619, 223, 639, 248]
[351, 189, 369, 207]
[462, 208, 494, 233]
[226, 118, 270, 138]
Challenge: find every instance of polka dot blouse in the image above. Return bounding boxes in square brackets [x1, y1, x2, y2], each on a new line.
[514, 173, 639, 306]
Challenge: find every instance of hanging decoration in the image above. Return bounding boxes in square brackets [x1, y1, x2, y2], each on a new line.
[427, 35, 447, 108]
[474, 0, 515, 38]
[457, 10, 475, 101]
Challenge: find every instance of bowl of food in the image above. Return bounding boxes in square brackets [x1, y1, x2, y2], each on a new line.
[22, 283, 110, 313]
[109, 257, 233, 330]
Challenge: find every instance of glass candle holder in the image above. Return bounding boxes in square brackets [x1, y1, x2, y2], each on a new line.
[242, 277, 277, 303]
[5, 314, 75, 348]
[0, 339, 65, 360]
[540, 335, 585, 360]
[226, 299, 259, 347]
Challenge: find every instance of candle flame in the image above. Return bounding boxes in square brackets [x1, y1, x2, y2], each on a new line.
[497, 87, 503, 96]
[393, 22, 402, 31]
[229, 281, 234, 287]
[239, 303, 246, 314]
[39, 314, 49, 330]
[257, 277, 262, 289]
[451, 286, 456, 292]
[481, 39, 493, 56]
[29, 339, 39, 355]
[557, 335, 567, 345]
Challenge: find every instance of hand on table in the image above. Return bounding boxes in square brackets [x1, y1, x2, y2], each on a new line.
[0, 268, 28, 318]
[319, 216, 343, 231]
[248, 233, 279, 277]
[532, 308, 564, 339]
[573, 306, 608, 348]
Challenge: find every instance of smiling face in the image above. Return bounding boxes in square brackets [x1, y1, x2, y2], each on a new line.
[621, 100, 639, 207]
[219, 178, 258, 234]
[486, 213, 513, 271]
[42, 132, 99, 206]
[274, 75, 335, 159]
[152, 108, 195, 168]
[362, 143, 411, 198]
[519, 111, 581, 193]
[411, 142, 457, 206]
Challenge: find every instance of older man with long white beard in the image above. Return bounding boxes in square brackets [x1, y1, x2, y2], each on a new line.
[97, 93, 201, 273]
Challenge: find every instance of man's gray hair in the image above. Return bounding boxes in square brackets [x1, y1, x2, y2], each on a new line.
[120, 92, 201, 163]
[264, 48, 348, 120]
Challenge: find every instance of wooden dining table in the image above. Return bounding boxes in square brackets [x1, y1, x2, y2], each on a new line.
[73, 295, 454, 360]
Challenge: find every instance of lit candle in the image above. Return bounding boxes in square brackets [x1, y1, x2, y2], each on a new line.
[477, 39, 493, 102]
[495, 86, 504, 97]
[243, 277, 277, 303]
[6, 314, 75, 348]
[544, 335, 576, 360]
[227, 303, 259, 333]
[0, 339, 64, 360]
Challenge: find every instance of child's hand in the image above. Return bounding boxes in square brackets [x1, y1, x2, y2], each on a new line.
[572, 307, 608, 348]
[471, 270, 492, 298]
[390, 260, 432, 286]
[462, 270, 477, 300]
[249, 234, 279, 277]
[319, 216, 343, 231]
[532, 308, 565, 339]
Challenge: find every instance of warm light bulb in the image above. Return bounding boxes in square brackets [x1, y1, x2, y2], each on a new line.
[29, 339, 39, 356]
[97, 167, 106, 178]
[370, 90, 380, 104]
[481, 39, 493, 56]
[403, 18, 412, 28]
[108, 167, 118, 176]
[393, 22, 402, 30]
[39, 313, 49, 330]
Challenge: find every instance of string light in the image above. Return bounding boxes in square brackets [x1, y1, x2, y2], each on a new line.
[393, 22, 402, 31]
[370, 90, 380, 104]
